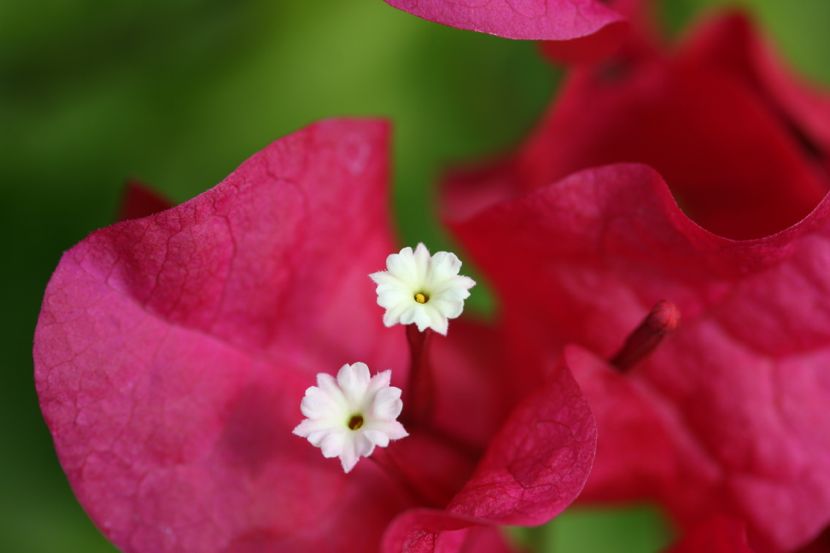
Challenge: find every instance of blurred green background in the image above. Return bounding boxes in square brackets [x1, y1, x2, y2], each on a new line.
[2, 1, 828, 551]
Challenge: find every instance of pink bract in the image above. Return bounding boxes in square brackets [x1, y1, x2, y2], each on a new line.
[34, 119, 596, 553]
[383, 0, 627, 62]
[445, 12, 830, 240]
[440, 17, 830, 547]
[446, 161, 830, 551]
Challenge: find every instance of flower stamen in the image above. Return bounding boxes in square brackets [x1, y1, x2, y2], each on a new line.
[414, 292, 428, 304]
[348, 414, 364, 430]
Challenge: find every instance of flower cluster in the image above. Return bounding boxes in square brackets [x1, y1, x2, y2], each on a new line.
[292, 242, 474, 473]
[34, 2, 830, 553]
[35, 121, 596, 553]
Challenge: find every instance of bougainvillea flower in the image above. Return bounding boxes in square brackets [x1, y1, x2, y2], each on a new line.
[293, 362, 409, 473]
[383, 0, 629, 63]
[444, 10, 830, 240]
[371, 243, 476, 335]
[34, 119, 596, 553]
[437, 12, 830, 551]
[443, 161, 830, 552]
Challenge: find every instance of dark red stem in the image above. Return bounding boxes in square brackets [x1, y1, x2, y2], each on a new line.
[403, 325, 434, 425]
[610, 300, 680, 372]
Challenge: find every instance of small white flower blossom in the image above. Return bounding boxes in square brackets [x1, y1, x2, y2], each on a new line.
[370, 243, 475, 335]
[293, 362, 408, 473]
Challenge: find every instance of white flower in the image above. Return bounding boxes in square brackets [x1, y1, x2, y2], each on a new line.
[293, 362, 408, 473]
[370, 243, 476, 335]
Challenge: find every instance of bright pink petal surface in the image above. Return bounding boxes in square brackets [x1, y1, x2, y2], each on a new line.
[35, 120, 413, 553]
[383, 362, 596, 552]
[439, 7, 830, 552]
[445, 12, 830, 239]
[449, 163, 830, 551]
[37, 119, 596, 552]
[669, 516, 754, 553]
[384, 0, 626, 61]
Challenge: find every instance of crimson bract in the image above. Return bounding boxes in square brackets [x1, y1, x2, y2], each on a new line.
[441, 10, 830, 553]
[34, 120, 596, 553]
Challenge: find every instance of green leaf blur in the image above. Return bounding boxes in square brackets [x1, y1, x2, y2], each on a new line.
[1, 1, 828, 551]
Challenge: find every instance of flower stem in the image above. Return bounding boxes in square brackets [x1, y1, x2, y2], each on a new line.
[403, 325, 434, 425]
[369, 449, 436, 506]
[610, 300, 680, 372]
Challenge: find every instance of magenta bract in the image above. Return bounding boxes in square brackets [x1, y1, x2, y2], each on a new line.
[383, 0, 628, 62]
[446, 159, 830, 551]
[440, 15, 830, 548]
[34, 120, 596, 553]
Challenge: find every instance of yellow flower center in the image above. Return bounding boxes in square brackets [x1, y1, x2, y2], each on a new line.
[348, 414, 364, 431]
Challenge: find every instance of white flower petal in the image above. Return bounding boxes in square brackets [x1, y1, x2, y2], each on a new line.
[412, 305, 434, 332]
[320, 432, 346, 459]
[363, 429, 390, 448]
[383, 306, 405, 327]
[293, 363, 408, 474]
[386, 247, 419, 286]
[354, 433, 376, 458]
[336, 362, 371, 406]
[371, 386, 403, 419]
[429, 298, 464, 320]
[370, 244, 475, 335]
[339, 439, 359, 473]
[413, 243, 431, 281]
[426, 307, 449, 335]
[427, 251, 462, 283]
[300, 387, 341, 419]
[377, 288, 410, 309]
[369, 271, 398, 286]
[400, 305, 418, 325]
[315, 373, 346, 408]
[367, 369, 392, 393]
[380, 421, 409, 441]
